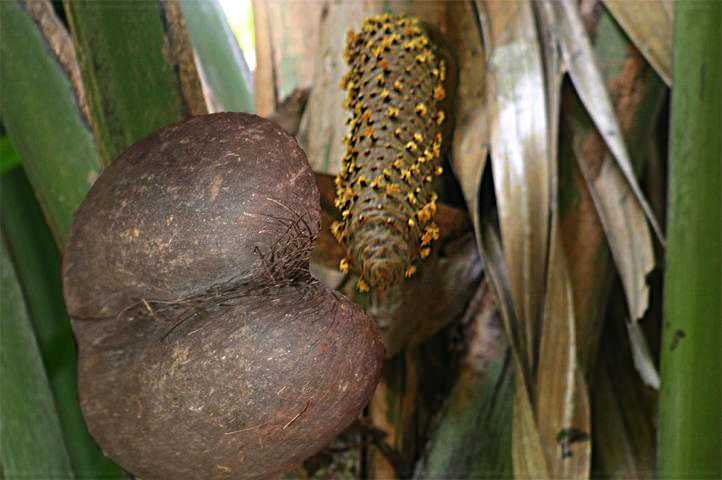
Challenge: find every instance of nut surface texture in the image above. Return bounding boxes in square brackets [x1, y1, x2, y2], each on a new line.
[63, 113, 384, 480]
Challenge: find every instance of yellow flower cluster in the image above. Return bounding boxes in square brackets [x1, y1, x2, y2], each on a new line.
[332, 13, 448, 292]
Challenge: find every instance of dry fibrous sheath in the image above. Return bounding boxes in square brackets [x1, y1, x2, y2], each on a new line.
[62, 113, 384, 480]
[332, 14, 449, 292]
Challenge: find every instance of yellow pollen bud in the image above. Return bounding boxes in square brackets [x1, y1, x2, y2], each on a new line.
[386, 184, 401, 195]
[331, 221, 345, 241]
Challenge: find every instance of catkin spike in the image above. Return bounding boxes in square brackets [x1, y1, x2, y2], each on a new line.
[333, 14, 449, 291]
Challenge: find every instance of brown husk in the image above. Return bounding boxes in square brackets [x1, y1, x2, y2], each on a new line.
[63, 113, 384, 479]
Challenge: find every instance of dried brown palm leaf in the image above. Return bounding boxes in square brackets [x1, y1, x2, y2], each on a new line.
[602, 0, 672, 86]
[479, 218, 550, 479]
[477, 3, 595, 478]
[252, 0, 321, 116]
[551, 0, 666, 388]
[412, 4, 520, 476]
[536, 227, 592, 478]
[593, 299, 657, 479]
[593, 367, 656, 479]
[479, 0, 550, 372]
[535, 4, 592, 476]
[551, 0, 664, 245]
[447, 0, 489, 246]
[575, 150, 659, 386]
[252, 0, 275, 116]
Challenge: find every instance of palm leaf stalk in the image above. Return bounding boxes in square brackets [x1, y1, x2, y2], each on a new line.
[659, 1, 722, 478]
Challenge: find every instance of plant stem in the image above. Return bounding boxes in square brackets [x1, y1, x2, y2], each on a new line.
[179, 0, 254, 113]
[0, 0, 103, 245]
[659, 1, 722, 478]
[64, 0, 205, 163]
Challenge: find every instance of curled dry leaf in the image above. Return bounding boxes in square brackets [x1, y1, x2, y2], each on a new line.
[478, 2, 593, 478]
[562, 7, 666, 387]
[567, 152, 660, 389]
[534, 0, 563, 164]
[551, 0, 664, 245]
[539, 6, 593, 473]
[252, 0, 320, 116]
[447, 0, 489, 244]
[480, 0, 550, 371]
[602, 0, 672, 86]
[479, 218, 550, 479]
[478, 1, 553, 477]
[536, 228, 591, 478]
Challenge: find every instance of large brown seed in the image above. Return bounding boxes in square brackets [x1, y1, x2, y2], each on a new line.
[63, 113, 384, 480]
